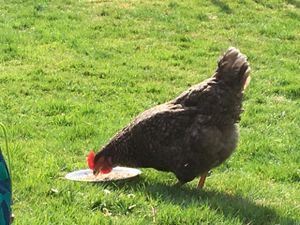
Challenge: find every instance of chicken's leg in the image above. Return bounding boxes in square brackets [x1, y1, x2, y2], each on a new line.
[197, 171, 208, 189]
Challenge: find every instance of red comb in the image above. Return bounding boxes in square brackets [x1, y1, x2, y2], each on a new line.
[87, 151, 95, 170]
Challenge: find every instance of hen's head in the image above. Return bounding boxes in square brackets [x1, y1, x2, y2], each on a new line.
[87, 151, 113, 175]
[214, 47, 251, 93]
[94, 155, 113, 175]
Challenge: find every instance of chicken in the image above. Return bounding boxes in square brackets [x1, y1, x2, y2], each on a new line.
[93, 47, 251, 188]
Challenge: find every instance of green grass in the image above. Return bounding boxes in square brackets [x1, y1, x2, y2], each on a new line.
[1, 0, 300, 224]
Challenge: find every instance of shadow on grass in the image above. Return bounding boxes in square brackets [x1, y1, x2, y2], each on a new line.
[211, 0, 233, 14]
[98, 177, 297, 225]
[287, 0, 300, 8]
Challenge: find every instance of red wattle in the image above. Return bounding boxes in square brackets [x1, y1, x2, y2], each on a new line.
[87, 151, 95, 170]
[100, 168, 112, 174]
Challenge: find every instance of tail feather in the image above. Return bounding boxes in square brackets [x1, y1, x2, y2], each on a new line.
[218, 47, 249, 72]
[215, 47, 251, 89]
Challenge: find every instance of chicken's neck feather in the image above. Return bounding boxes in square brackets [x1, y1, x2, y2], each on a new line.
[99, 131, 137, 168]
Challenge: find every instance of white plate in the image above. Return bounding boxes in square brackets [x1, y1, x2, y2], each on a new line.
[65, 167, 141, 182]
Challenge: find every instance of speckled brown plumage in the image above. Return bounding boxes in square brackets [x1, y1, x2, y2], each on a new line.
[94, 47, 251, 185]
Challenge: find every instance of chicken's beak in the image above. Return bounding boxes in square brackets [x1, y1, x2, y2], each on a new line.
[93, 162, 102, 176]
[93, 169, 100, 176]
[93, 159, 101, 176]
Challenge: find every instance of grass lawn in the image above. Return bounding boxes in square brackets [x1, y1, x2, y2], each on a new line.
[1, 0, 300, 224]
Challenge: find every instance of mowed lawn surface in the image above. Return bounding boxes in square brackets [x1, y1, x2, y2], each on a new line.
[1, 0, 300, 224]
